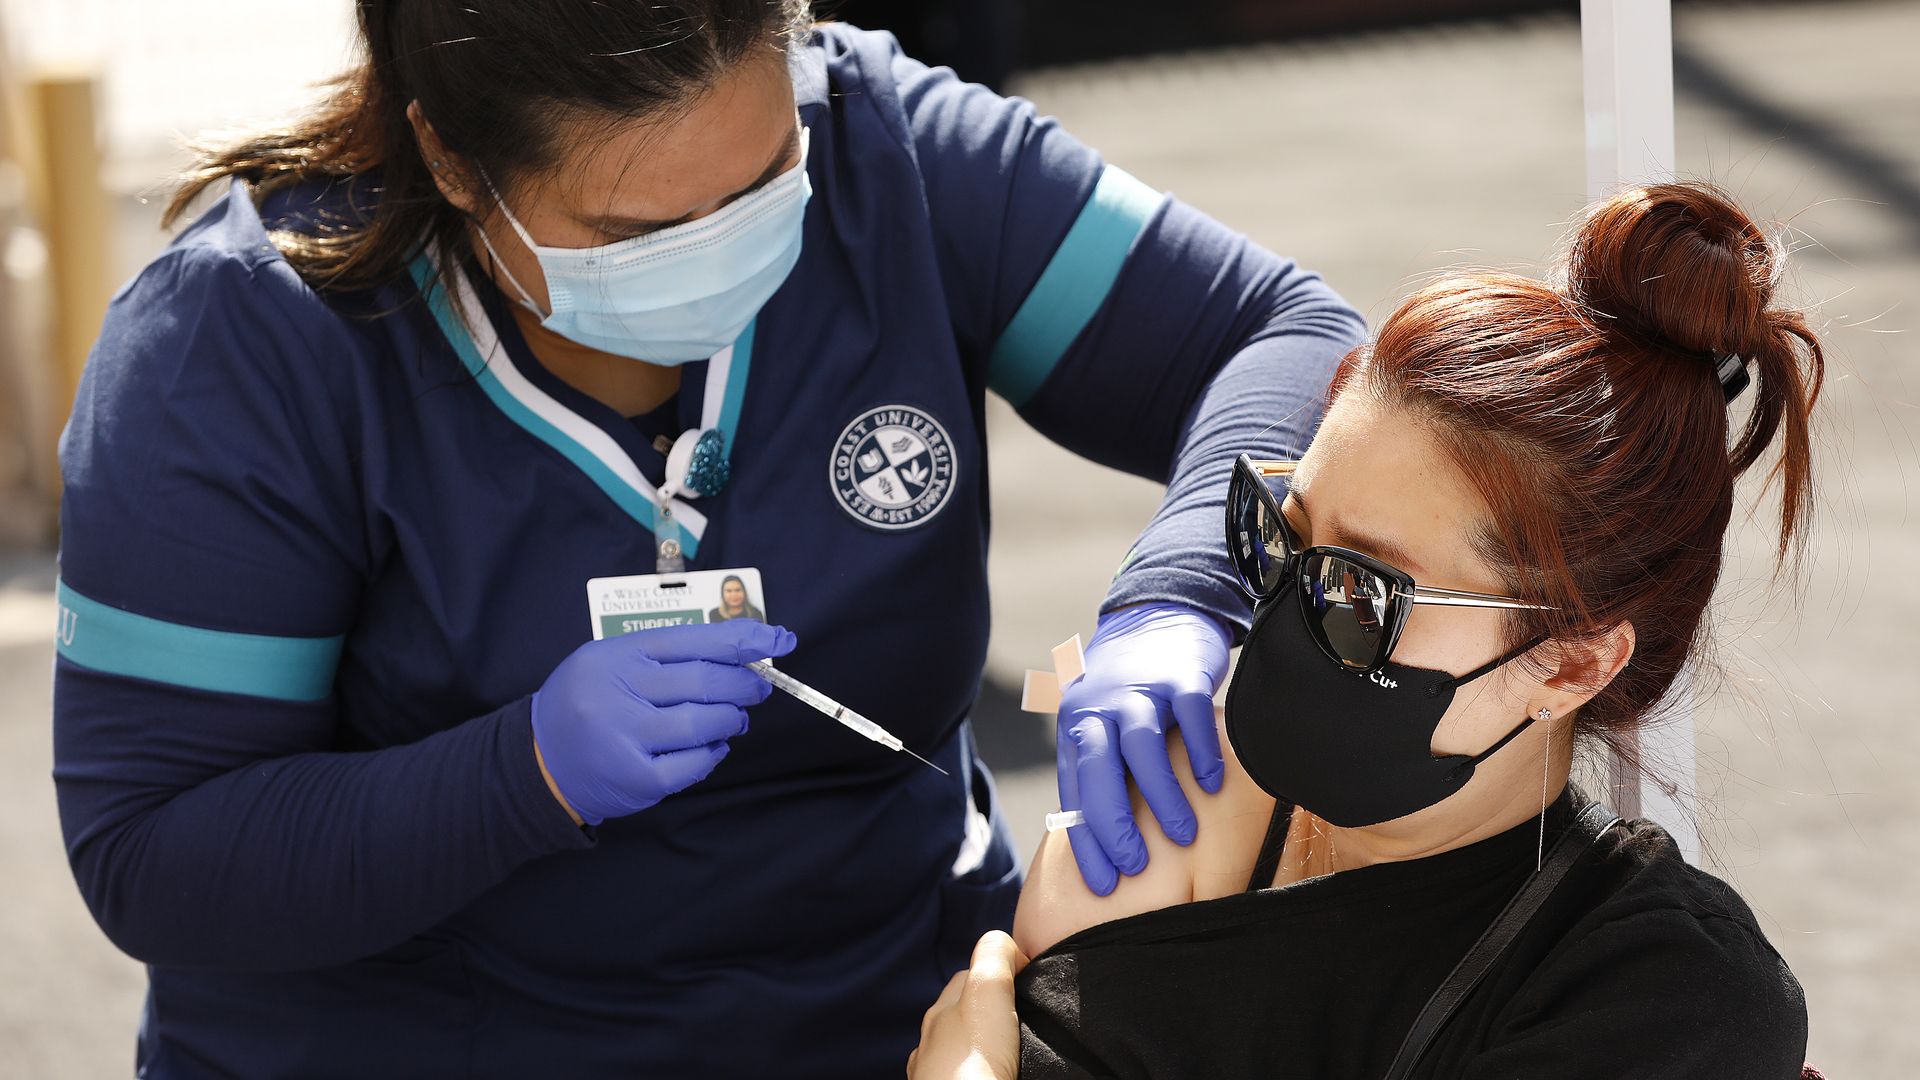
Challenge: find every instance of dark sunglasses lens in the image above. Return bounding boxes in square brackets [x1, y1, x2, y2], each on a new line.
[1299, 552, 1394, 670]
[1229, 466, 1292, 598]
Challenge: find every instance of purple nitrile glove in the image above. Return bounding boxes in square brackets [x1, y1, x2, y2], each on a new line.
[532, 620, 797, 825]
[1056, 603, 1232, 895]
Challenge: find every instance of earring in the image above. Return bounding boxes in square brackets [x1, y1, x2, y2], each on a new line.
[1535, 706, 1554, 870]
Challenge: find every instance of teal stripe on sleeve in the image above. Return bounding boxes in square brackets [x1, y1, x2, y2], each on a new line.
[55, 580, 344, 702]
[987, 166, 1164, 408]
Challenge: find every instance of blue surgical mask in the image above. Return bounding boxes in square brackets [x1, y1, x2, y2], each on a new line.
[478, 127, 811, 364]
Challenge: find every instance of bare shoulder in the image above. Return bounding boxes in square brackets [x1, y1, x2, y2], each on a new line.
[1012, 713, 1278, 958]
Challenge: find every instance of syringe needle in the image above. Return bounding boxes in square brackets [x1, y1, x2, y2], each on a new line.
[746, 660, 947, 775]
[899, 744, 948, 776]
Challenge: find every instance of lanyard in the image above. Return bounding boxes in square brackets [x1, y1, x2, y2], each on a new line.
[411, 248, 752, 572]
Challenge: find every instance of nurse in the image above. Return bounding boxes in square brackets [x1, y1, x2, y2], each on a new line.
[51, 2, 1362, 1077]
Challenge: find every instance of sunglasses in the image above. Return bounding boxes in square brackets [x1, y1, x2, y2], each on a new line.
[1226, 454, 1555, 675]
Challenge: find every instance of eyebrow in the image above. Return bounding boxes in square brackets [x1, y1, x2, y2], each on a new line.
[1289, 489, 1427, 576]
[584, 125, 800, 236]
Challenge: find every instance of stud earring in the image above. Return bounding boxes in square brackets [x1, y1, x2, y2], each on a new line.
[1535, 707, 1552, 722]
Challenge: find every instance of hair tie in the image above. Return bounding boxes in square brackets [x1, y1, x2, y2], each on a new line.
[1714, 351, 1750, 404]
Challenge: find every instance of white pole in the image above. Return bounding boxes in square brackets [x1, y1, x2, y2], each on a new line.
[1579, 0, 1699, 864]
[1581, 0, 1677, 196]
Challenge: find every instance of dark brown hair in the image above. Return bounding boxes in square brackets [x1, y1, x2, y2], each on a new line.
[163, 0, 812, 294]
[1333, 182, 1824, 758]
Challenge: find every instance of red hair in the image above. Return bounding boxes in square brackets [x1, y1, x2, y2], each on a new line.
[1332, 182, 1824, 752]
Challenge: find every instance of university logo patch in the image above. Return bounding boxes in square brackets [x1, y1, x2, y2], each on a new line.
[829, 404, 958, 530]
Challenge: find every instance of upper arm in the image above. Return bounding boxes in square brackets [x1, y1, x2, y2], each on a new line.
[889, 43, 1360, 481]
[1013, 716, 1276, 958]
[60, 246, 364, 628]
[887, 43, 1123, 397]
[55, 246, 364, 869]
[1012, 778, 1194, 959]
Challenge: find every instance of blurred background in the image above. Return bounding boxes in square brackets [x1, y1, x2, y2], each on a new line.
[1, 0, 1913, 1075]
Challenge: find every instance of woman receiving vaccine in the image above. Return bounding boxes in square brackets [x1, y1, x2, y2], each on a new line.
[913, 182, 1821, 1080]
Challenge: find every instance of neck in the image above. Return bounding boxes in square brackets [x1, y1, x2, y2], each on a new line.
[507, 303, 682, 418]
[1273, 725, 1574, 885]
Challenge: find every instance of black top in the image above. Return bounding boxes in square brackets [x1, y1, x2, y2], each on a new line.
[1015, 788, 1807, 1079]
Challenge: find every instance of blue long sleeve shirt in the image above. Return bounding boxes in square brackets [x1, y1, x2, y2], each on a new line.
[53, 24, 1363, 1078]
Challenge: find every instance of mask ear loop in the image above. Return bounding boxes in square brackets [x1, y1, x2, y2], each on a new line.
[469, 166, 548, 317]
[1443, 710, 1539, 783]
[1435, 635, 1552, 783]
[1424, 634, 1549, 697]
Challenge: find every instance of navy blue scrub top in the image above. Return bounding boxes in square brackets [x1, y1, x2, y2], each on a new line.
[52, 24, 1364, 1080]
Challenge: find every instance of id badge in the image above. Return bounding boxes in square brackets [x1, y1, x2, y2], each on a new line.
[586, 568, 769, 641]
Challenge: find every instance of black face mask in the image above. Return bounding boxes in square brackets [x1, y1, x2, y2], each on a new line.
[1224, 585, 1546, 828]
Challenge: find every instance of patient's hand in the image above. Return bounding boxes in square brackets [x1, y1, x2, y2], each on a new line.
[907, 931, 1026, 1080]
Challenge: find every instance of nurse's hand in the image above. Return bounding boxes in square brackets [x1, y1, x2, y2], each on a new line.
[1055, 603, 1231, 895]
[906, 930, 1026, 1080]
[532, 621, 797, 825]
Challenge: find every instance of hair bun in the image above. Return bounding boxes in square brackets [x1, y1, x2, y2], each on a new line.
[1564, 182, 1779, 359]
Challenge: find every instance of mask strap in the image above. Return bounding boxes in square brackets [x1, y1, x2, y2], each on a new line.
[471, 166, 547, 317]
[1437, 634, 1554, 781]
[476, 166, 541, 252]
[1462, 713, 1537, 771]
[1424, 633, 1548, 697]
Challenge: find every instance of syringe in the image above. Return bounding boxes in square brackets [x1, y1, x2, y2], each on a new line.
[746, 660, 948, 776]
